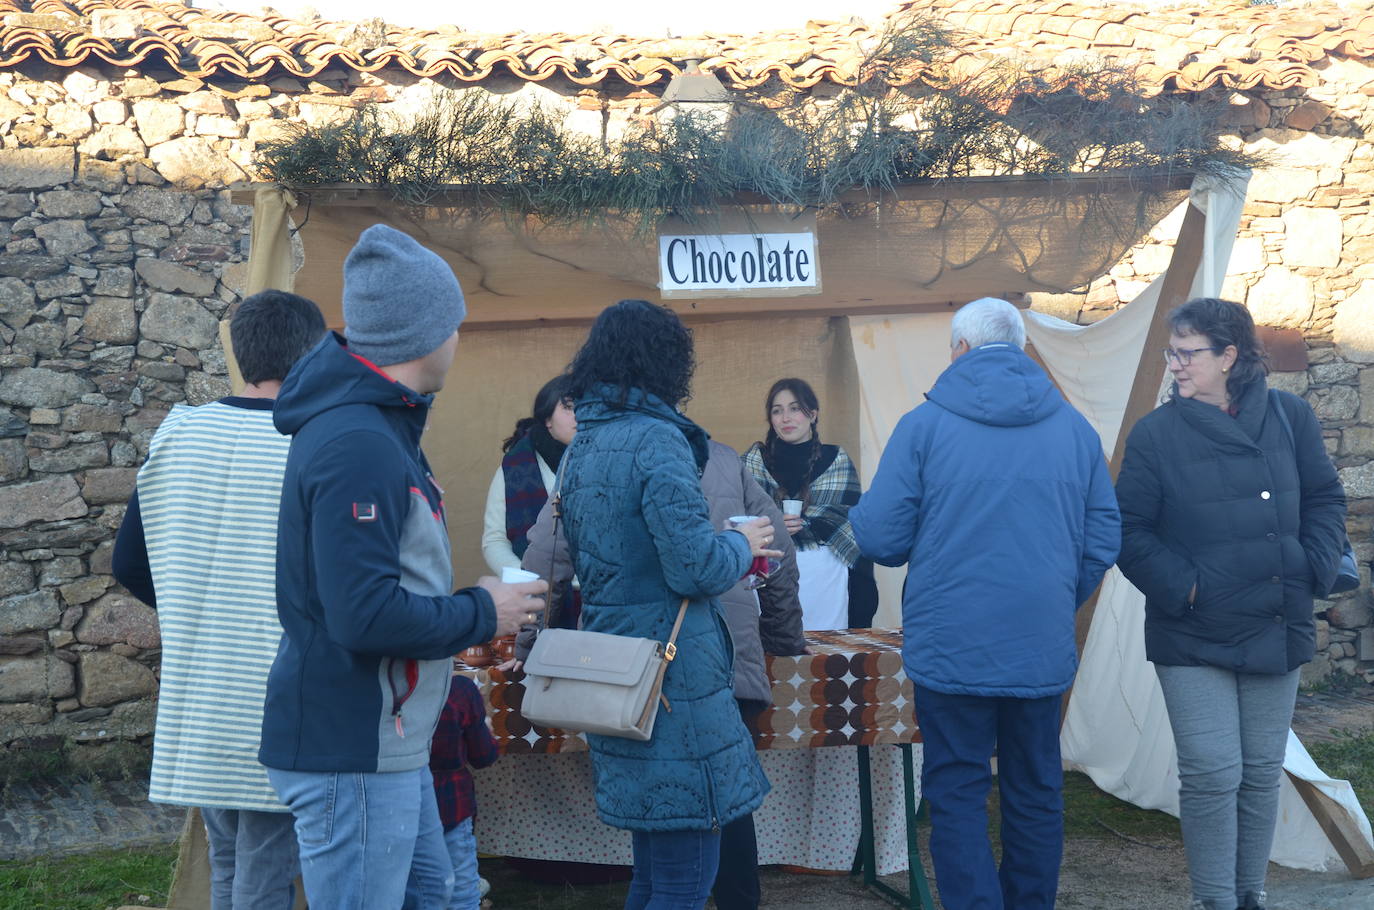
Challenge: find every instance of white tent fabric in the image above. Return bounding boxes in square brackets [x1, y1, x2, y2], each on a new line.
[848, 171, 1373, 871]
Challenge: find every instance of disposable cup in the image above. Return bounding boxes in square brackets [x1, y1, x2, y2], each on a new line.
[502, 567, 540, 584]
[781, 499, 803, 516]
[727, 515, 759, 529]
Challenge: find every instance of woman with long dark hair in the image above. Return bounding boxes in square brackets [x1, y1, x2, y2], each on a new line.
[481, 376, 576, 574]
[1115, 298, 1346, 910]
[742, 378, 861, 630]
[557, 299, 777, 910]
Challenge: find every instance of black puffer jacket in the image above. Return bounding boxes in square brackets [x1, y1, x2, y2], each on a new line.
[1115, 379, 1346, 674]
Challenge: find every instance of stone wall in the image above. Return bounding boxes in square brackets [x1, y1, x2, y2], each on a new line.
[0, 55, 1371, 752]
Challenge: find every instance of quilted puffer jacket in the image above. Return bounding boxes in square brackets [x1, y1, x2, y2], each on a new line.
[558, 384, 770, 832]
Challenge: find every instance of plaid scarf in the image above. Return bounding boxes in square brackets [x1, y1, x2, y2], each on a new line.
[742, 442, 860, 568]
[501, 432, 547, 559]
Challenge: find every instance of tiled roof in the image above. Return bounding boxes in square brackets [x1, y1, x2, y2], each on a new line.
[0, 0, 1371, 94]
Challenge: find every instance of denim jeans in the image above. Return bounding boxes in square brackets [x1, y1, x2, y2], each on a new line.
[911, 685, 1064, 910]
[267, 766, 453, 910]
[200, 807, 299, 910]
[1156, 665, 1299, 909]
[624, 829, 722, 910]
[444, 818, 481, 910]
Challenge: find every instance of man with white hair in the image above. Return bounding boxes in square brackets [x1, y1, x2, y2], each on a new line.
[850, 297, 1120, 910]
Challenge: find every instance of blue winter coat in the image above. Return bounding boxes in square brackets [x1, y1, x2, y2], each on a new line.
[559, 385, 770, 832]
[849, 343, 1120, 698]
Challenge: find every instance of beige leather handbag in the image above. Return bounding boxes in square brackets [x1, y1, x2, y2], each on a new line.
[518, 463, 687, 741]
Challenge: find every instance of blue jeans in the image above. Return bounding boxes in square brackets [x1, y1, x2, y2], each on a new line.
[624, 829, 722, 910]
[200, 807, 299, 910]
[1156, 665, 1299, 908]
[912, 686, 1063, 910]
[444, 818, 481, 910]
[267, 766, 452, 910]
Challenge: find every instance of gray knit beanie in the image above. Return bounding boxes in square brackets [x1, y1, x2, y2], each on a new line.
[342, 224, 467, 366]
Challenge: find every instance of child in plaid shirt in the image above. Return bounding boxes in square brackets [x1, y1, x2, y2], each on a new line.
[430, 674, 500, 910]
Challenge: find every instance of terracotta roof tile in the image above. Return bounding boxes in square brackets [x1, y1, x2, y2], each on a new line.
[0, 0, 1371, 96]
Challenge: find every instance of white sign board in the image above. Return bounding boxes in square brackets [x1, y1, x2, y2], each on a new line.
[658, 232, 820, 299]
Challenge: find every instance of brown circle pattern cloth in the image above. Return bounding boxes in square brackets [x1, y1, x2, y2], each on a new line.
[457, 628, 920, 754]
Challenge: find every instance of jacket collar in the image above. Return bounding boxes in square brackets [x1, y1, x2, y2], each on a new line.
[576, 384, 711, 471]
[1174, 379, 1268, 451]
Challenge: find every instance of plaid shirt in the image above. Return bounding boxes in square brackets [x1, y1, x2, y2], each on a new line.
[429, 674, 499, 830]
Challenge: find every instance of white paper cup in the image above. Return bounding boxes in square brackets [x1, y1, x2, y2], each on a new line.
[781, 499, 803, 516]
[727, 515, 759, 529]
[501, 567, 540, 584]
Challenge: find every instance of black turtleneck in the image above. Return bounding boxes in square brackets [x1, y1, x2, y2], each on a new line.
[769, 437, 838, 498]
[531, 423, 568, 471]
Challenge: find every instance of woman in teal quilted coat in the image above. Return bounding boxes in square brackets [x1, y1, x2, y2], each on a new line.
[559, 300, 778, 909]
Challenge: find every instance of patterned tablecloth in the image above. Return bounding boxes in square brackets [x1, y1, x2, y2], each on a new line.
[458, 628, 920, 753]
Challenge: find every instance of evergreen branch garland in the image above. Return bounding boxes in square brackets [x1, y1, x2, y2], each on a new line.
[253, 15, 1259, 224]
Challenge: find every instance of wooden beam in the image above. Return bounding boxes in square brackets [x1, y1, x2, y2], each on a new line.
[1286, 771, 1374, 879]
[227, 171, 1195, 209]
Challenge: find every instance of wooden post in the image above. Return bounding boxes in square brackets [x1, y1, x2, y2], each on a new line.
[1059, 196, 1208, 730]
[1286, 772, 1374, 879]
[1072, 198, 1209, 657]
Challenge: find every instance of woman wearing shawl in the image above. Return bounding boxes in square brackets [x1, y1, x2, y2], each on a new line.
[743, 378, 864, 631]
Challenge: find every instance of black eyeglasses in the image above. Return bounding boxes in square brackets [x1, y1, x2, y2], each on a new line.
[1162, 346, 1219, 367]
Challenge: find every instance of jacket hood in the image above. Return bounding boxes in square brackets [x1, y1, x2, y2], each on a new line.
[576, 384, 711, 471]
[925, 343, 1061, 427]
[274, 332, 433, 439]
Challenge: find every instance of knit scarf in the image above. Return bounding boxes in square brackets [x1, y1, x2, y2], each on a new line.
[501, 432, 548, 558]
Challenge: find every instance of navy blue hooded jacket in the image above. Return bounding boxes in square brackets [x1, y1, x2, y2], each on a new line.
[850, 343, 1120, 698]
[259, 333, 496, 773]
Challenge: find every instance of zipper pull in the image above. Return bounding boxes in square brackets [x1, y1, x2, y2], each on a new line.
[395, 712, 406, 738]
[711, 816, 720, 834]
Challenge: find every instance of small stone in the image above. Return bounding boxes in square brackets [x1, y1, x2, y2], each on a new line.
[1326, 599, 1373, 630]
[185, 372, 231, 405]
[61, 69, 108, 106]
[0, 590, 60, 635]
[28, 440, 109, 473]
[0, 474, 87, 528]
[0, 635, 44, 656]
[1286, 101, 1331, 132]
[0, 254, 68, 280]
[76, 651, 155, 706]
[135, 258, 217, 296]
[89, 345, 135, 370]
[1281, 208, 1343, 269]
[0, 561, 34, 598]
[61, 403, 124, 433]
[0, 276, 37, 331]
[77, 159, 127, 193]
[92, 267, 135, 297]
[80, 467, 137, 504]
[1338, 461, 1374, 500]
[46, 102, 94, 139]
[37, 190, 103, 219]
[34, 220, 96, 258]
[148, 137, 246, 189]
[1334, 281, 1374, 365]
[59, 576, 109, 606]
[0, 193, 30, 219]
[79, 124, 147, 161]
[92, 99, 127, 124]
[0, 367, 95, 408]
[1247, 268, 1314, 328]
[0, 437, 26, 482]
[28, 408, 60, 425]
[139, 294, 220, 349]
[194, 115, 244, 138]
[0, 147, 76, 189]
[131, 99, 185, 146]
[119, 186, 194, 225]
[34, 274, 84, 300]
[82, 297, 137, 344]
[178, 92, 233, 116]
[139, 362, 186, 382]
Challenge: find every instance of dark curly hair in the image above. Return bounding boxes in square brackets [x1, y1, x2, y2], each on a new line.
[502, 375, 571, 453]
[564, 300, 695, 408]
[1166, 297, 1268, 403]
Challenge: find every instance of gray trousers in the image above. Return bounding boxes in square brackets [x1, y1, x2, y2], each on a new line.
[1155, 664, 1300, 908]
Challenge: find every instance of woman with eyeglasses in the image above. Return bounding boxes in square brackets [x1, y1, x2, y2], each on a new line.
[1114, 298, 1346, 910]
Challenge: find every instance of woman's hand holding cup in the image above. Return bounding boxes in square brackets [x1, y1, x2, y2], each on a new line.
[781, 499, 804, 536]
[729, 516, 783, 559]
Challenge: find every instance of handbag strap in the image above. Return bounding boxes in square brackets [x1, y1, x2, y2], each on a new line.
[545, 458, 694, 656]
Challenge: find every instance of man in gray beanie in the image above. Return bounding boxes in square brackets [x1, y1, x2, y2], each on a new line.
[261, 224, 546, 909]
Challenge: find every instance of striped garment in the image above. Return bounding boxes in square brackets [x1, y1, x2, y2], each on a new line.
[137, 400, 290, 811]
